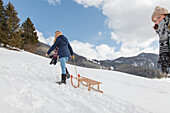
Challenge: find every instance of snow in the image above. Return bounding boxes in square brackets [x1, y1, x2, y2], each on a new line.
[0, 47, 170, 113]
[114, 60, 122, 63]
[132, 62, 138, 67]
[151, 62, 155, 67]
[88, 59, 100, 65]
[110, 66, 114, 70]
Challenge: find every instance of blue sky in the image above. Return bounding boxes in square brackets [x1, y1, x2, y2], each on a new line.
[3, 0, 170, 60]
[4, 0, 117, 47]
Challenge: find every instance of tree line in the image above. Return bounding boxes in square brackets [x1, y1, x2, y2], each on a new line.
[0, 0, 38, 50]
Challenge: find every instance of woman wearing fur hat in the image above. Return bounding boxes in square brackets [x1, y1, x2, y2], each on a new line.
[45, 31, 74, 84]
[152, 6, 170, 74]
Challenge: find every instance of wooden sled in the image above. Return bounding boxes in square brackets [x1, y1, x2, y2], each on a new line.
[71, 74, 103, 93]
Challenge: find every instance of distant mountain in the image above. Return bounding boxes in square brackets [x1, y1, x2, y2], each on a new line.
[35, 42, 163, 78]
[99, 52, 159, 70]
[92, 53, 163, 78]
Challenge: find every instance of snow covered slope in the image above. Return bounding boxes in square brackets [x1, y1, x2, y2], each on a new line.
[0, 48, 170, 113]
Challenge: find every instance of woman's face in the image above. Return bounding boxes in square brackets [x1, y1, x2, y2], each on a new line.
[153, 14, 166, 25]
[55, 32, 59, 38]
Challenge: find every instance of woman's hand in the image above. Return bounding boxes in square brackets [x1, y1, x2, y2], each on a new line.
[71, 55, 74, 59]
[45, 53, 48, 57]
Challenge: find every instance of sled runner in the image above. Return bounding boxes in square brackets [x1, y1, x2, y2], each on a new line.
[71, 74, 103, 93]
[71, 57, 103, 93]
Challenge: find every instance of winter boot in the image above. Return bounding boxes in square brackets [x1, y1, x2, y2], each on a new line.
[56, 74, 66, 85]
[65, 67, 70, 79]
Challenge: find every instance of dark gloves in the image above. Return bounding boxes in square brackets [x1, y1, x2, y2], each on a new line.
[50, 56, 58, 65]
[49, 55, 54, 58]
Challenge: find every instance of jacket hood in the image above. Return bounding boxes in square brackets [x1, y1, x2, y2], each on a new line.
[59, 35, 68, 43]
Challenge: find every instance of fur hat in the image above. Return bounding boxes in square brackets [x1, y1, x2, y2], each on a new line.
[152, 6, 170, 22]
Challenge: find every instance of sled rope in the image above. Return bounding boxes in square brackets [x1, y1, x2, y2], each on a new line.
[73, 57, 77, 75]
[70, 57, 79, 88]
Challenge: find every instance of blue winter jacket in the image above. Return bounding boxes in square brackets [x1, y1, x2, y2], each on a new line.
[47, 35, 74, 59]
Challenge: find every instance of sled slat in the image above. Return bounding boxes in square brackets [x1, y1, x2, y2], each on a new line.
[71, 75, 103, 93]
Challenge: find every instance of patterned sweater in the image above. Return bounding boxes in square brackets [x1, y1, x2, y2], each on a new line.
[156, 14, 170, 55]
[53, 47, 58, 58]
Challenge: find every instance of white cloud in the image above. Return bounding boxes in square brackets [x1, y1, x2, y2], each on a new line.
[46, 36, 55, 46]
[98, 32, 102, 36]
[36, 30, 47, 44]
[70, 40, 158, 60]
[71, 40, 116, 60]
[70, 40, 98, 59]
[73, 0, 103, 8]
[36, 30, 54, 46]
[95, 44, 115, 59]
[73, 0, 170, 58]
[111, 32, 119, 44]
[46, 0, 61, 5]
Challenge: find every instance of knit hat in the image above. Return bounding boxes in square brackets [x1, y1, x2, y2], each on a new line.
[152, 6, 170, 22]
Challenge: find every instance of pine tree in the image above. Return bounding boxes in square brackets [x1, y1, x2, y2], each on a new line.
[0, 0, 6, 44]
[3, 2, 23, 48]
[21, 17, 39, 45]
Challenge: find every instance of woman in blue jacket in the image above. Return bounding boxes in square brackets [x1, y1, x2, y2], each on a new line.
[46, 31, 74, 84]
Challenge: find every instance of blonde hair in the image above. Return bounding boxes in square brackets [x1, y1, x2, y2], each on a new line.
[53, 31, 62, 43]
